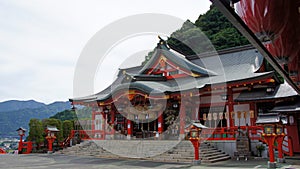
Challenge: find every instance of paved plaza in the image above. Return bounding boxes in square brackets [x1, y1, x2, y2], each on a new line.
[0, 154, 300, 169]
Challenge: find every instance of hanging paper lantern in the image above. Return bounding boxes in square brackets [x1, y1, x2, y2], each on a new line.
[243, 111, 247, 118]
[237, 111, 242, 119]
[213, 113, 218, 121]
[249, 110, 254, 118]
[207, 113, 212, 121]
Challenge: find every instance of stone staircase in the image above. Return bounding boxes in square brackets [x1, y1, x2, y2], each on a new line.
[57, 140, 231, 163]
[57, 140, 119, 158]
[200, 142, 231, 163]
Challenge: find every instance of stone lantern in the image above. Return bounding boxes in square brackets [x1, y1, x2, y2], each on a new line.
[45, 126, 59, 154]
[16, 127, 26, 154]
[186, 122, 208, 165]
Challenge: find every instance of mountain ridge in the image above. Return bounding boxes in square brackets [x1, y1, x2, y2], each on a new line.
[0, 100, 71, 138]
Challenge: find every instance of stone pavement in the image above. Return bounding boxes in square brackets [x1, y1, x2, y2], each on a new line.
[0, 154, 299, 169]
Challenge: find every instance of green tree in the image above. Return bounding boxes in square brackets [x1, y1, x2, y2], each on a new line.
[50, 109, 77, 121]
[27, 119, 44, 144]
[142, 5, 250, 64]
[62, 120, 74, 138]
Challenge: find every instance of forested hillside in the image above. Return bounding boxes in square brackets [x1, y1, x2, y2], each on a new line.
[143, 5, 250, 64]
[0, 100, 70, 138]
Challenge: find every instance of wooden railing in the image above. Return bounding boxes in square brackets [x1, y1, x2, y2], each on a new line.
[21, 141, 32, 154]
[200, 126, 263, 141]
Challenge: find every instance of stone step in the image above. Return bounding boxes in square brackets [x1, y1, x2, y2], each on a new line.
[202, 156, 231, 163]
[200, 149, 220, 154]
[58, 140, 231, 163]
[202, 153, 228, 160]
[201, 151, 225, 157]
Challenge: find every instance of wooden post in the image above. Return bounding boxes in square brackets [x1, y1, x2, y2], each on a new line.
[48, 138, 54, 152]
[111, 110, 115, 135]
[249, 103, 256, 126]
[276, 134, 285, 163]
[127, 120, 132, 140]
[158, 111, 164, 134]
[18, 135, 23, 153]
[103, 112, 107, 139]
[228, 88, 234, 127]
[92, 111, 96, 130]
[180, 103, 186, 139]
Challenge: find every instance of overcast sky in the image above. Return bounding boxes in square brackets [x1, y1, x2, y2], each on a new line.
[0, 0, 211, 104]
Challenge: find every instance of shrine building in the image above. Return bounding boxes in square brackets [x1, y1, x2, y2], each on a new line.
[70, 38, 300, 155]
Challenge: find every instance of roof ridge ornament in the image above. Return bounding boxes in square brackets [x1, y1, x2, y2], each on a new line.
[157, 35, 169, 49]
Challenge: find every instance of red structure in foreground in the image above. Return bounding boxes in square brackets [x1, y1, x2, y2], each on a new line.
[0, 148, 6, 154]
[45, 126, 59, 153]
[261, 124, 277, 168]
[275, 125, 286, 163]
[188, 123, 206, 165]
[16, 127, 26, 154]
[16, 127, 32, 154]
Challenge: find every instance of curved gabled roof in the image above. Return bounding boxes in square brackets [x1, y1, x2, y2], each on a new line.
[138, 40, 217, 76]
[70, 42, 277, 103]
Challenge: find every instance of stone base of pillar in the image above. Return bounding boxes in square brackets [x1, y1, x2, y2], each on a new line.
[127, 135, 131, 140]
[267, 161, 276, 169]
[277, 158, 285, 163]
[192, 160, 201, 165]
[47, 151, 53, 154]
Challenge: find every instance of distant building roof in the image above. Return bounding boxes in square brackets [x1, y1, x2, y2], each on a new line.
[16, 127, 26, 132]
[235, 82, 298, 102]
[256, 113, 287, 124]
[46, 126, 59, 132]
[271, 100, 300, 112]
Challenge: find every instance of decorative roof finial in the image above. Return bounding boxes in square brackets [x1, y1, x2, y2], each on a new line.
[158, 35, 163, 41]
[157, 35, 168, 49]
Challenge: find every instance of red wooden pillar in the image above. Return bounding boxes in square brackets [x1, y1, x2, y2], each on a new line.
[102, 113, 107, 139]
[276, 134, 285, 162]
[18, 135, 23, 153]
[228, 88, 234, 127]
[111, 110, 115, 134]
[92, 111, 96, 130]
[249, 103, 256, 126]
[190, 138, 200, 162]
[180, 103, 186, 138]
[158, 111, 164, 134]
[127, 120, 132, 139]
[263, 134, 276, 167]
[48, 138, 54, 152]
